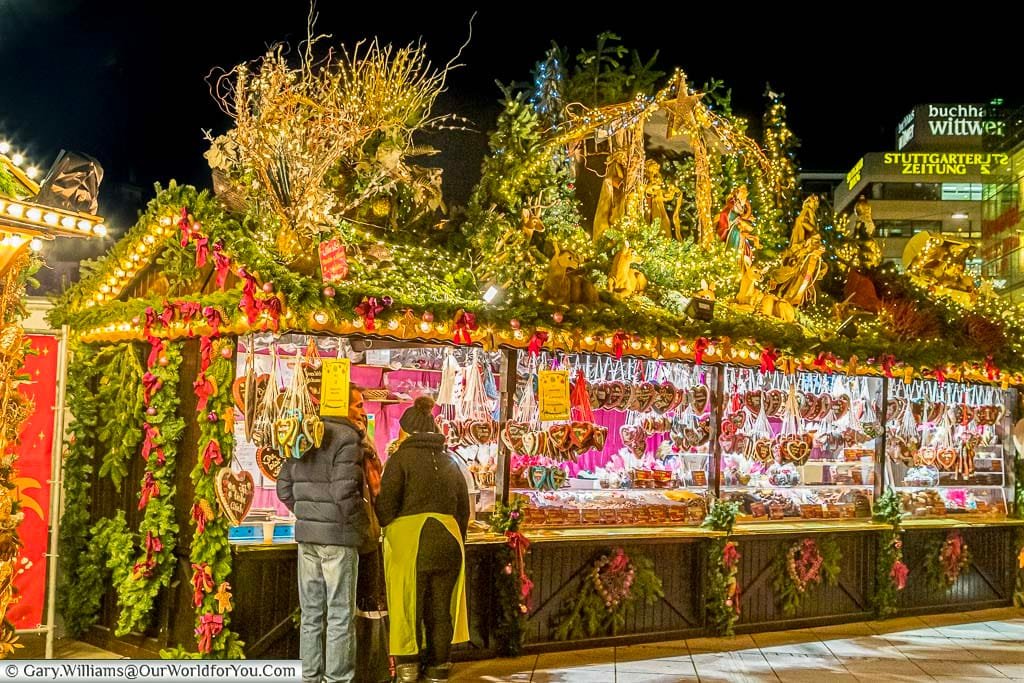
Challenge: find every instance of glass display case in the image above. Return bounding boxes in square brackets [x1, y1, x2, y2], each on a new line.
[508, 353, 712, 528]
[227, 333, 501, 544]
[885, 380, 1014, 518]
[718, 368, 879, 521]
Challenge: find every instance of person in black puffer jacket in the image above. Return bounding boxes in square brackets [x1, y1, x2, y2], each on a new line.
[278, 387, 369, 683]
[376, 396, 470, 683]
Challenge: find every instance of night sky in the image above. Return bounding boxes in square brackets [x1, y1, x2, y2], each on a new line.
[0, 1, 1016, 225]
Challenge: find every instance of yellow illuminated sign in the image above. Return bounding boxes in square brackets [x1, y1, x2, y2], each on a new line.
[319, 358, 351, 417]
[846, 157, 864, 189]
[882, 152, 1009, 176]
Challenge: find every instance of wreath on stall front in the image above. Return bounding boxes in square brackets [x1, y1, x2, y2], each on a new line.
[552, 547, 663, 640]
[772, 536, 841, 617]
[923, 530, 971, 593]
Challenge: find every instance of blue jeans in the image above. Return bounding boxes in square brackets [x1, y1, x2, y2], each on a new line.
[298, 543, 358, 683]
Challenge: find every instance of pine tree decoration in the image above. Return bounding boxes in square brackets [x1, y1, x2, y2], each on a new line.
[530, 46, 568, 129]
[753, 85, 801, 256]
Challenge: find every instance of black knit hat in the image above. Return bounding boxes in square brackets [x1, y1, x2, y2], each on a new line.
[399, 396, 438, 434]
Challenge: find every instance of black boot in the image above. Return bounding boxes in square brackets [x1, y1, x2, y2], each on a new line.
[423, 663, 451, 683]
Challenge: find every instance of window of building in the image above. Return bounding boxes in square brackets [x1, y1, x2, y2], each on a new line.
[941, 183, 983, 201]
[941, 221, 980, 239]
[874, 219, 943, 238]
[868, 182, 942, 201]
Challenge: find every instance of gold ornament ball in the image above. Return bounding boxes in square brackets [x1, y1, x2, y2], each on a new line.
[371, 198, 391, 218]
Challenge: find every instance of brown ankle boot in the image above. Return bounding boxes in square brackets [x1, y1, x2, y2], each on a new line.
[395, 662, 420, 683]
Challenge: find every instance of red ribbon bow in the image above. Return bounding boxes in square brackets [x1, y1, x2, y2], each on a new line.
[132, 558, 156, 579]
[202, 440, 224, 474]
[694, 337, 710, 365]
[191, 563, 215, 608]
[890, 559, 908, 591]
[141, 423, 164, 465]
[191, 502, 209, 535]
[527, 331, 548, 357]
[178, 207, 193, 247]
[933, 367, 947, 384]
[144, 306, 157, 336]
[813, 351, 836, 374]
[138, 471, 160, 510]
[760, 346, 779, 373]
[142, 372, 162, 405]
[612, 331, 629, 359]
[146, 336, 165, 369]
[199, 337, 214, 373]
[194, 373, 215, 412]
[144, 531, 163, 558]
[881, 354, 897, 378]
[262, 296, 283, 331]
[506, 532, 534, 602]
[195, 613, 224, 654]
[194, 234, 210, 269]
[179, 301, 201, 325]
[159, 302, 176, 328]
[985, 355, 1000, 381]
[354, 297, 389, 331]
[452, 309, 478, 345]
[238, 269, 261, 324]
[723, 541, 741, 570]
[213, 242, 231, 289]
[203, 306, 224, 335]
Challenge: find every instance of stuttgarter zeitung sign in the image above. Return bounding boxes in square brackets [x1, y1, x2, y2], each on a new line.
[882, 152, 1008, 176]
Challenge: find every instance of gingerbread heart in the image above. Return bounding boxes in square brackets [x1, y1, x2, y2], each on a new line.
[765, 389, 785, 417]
[887, 398, 907, 422]
[215, 468, 255, 526]
[591, 425, 608, 451]
[953, 404, 974, 425]
[753, 438, 774, 463]
[605, 381, 628, 410]
[744, 390, 764, 415]
[527, 465, 548, 490]
[502, 421, 529, 453]
[782, 439, 811, 465]
[926, 402, 945, 424]
[302, 415, 324, 449]
[274, 415, 300, 456]
[255, 446, 286, 482]
[800, 393, 819, 421]
[691, 385, 709, 414]
[628, 382, 659, 413]
[652, 382, 679, 414]
[470, 420, 497, 446]
[976, 405, 1002, 426]
[936, 447, 957, 470]
[831, 395, 850, 421]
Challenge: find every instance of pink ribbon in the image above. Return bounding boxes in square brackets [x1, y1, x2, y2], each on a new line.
[191, 502, 208, 535]
[142, 372, 162, 405]
[202, 440, 224, 474]
[191, 563, 214, 608]
[213, 242, 231, 289]
[178, 206, 192, 247]
[203, 306, 223, 335]
[146, 336, 164, 369]
[195, 613, 223, 654]
[141, 423, 165, 465]
[194, 234, 210, 269]
[138, 471, 160, 510]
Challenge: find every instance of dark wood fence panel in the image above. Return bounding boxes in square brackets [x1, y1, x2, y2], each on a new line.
[735, 533, 875, 630]
[897, 526, 1014, 613]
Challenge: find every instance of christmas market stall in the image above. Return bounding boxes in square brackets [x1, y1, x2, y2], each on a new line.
[1, 145, 105, 658]
[49, 33, 1024, 660]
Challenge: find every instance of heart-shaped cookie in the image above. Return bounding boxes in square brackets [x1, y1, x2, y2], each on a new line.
[831, 395, 850, 421]
[800, 393, 819, 421]
[255, 446, 286, 482]
[976, 405, 1003, 426]
[953, 404, 974, 425]
[274, 415, 300, 456]
[470, 420, 497, 446]
[782, 438, 811, 465]
[591, 425, 608, 451]
[527, 465, 548, 490]
[605, 381, 628, 410]
[691, 385, 709, 414]
[502, 421, 529, 453]
[302, 415, 324, 449]
[744, 390, 764, 415]
[936, 447, 957, 470]
[887, 398, 907, 422]
[628, 382, 659, 413]
[215, 468, 255, 526]
[765, 389, 785, 417]
[926, 402, 945, 424]
[753, 438, 774, 463]
[653, 382, 679, 414]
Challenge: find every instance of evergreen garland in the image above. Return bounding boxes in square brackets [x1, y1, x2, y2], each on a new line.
[872, 489, 907, 618]
[61, 512, 134, 637]
[163, 335, 244, 658]
[703, 501, 741, 635]
[96, 344, 145, 489]
[56, 344, 102, 635]
[115, 342, 184, 635]
[489, 496, 530, 656]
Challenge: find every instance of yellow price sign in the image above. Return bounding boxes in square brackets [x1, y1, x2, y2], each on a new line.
[538, 370, 571, 422]
[319, 358, 351, 417]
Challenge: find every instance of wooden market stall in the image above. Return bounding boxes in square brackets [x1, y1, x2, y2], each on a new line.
[47, 33, 1024, 660]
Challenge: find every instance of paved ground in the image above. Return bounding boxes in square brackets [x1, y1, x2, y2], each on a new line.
[14, 607, 1024, 681]
[451, 607, 1024, 682]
